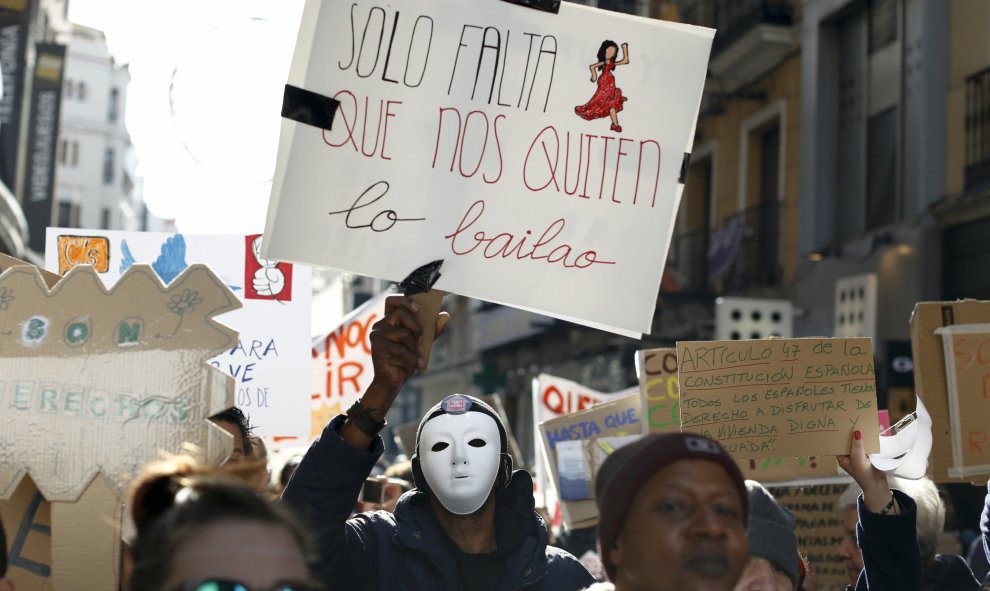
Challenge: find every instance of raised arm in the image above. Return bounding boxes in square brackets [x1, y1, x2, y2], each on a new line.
[837, 430, 921, 591]
[616, 43, 630, 66]
[281, 294, 448, 586]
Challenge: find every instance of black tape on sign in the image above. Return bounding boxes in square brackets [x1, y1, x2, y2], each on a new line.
[499, 0, 561, 13]
[679, 153, 691, 184]
[281, 84, 339, 131]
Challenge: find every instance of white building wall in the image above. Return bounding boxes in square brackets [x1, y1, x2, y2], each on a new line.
[56, 24, 141, 231]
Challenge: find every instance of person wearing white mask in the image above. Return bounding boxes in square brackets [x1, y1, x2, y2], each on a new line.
[281, 295, 594, 591]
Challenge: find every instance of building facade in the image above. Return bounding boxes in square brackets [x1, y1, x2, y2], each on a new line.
[0, 0, 69, 260]
[54, 24, 142, 235]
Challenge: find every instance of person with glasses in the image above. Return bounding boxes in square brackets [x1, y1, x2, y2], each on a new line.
[127, 457, 319, 591]
[281, 295, 594, 590]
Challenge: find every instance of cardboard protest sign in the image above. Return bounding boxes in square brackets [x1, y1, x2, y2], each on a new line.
[638, 347, 841, 482]
[45, 228, 312, 438]
[768, 482, 854, 591]
[637, 347, 680, 433]
[263, 0, 714, 338]
[539, 392, 642, 528]
[483, 393, 525, 469]
[910, 301, 990, 482]
[0, 261, 237, 587]
[676, 338, 880, 459]
[0, 476, 52, 590]
[933, 323, 990, 478]
[531, 374, 635, 528]
[310, 290, 388, 440]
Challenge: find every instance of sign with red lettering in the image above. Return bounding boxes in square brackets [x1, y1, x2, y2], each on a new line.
[45, 229, 312, 438]
[310, 291, 387, 440]
[263, 0, 714, 338]
[934, 323, 990, 478]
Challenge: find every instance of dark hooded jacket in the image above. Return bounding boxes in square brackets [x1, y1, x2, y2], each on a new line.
[850, 490, 978, 591]
[281, 415, 594, 591]
[920, 554, 981, 590]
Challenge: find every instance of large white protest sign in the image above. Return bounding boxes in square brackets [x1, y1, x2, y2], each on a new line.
[532, 374, 636, 528]
[263, 0, 714, 337]
[45, 229, 311, 438]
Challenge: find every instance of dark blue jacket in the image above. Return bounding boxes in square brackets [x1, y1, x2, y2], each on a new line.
[853, 489, 978, 591]
[851, 490, 921, 591]
[281, 415, 595, 591]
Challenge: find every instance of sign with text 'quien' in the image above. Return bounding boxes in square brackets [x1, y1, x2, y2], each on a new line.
[45, 229, 312, 438]
[676, 338, 881, 459]
[263, 0, 714, 338]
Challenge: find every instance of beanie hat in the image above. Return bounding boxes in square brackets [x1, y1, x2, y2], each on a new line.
[414, 394, 507, 455]
[595, 433, 748, 582]
[412, 394, 511, 491]
[745, 480, 800, 589]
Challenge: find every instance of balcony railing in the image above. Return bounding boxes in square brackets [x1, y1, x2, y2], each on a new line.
[682, 0, 793, 57]
[722, 204, 781, 292]
[966, 66, 990, 191]
[665, 203, 781, 296]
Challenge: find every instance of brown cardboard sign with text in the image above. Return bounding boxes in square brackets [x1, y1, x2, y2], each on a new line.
[637, 348, 680, 434]
[911, 301, 990, 483]
[0, 261, 239, 587]
[638, 346, 840, 482]
[933, 323, 990, 479]
[676, 338, 879, 459]
[768, 482, 853, 591]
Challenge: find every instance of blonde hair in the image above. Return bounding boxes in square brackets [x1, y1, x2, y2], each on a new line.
[838, 475, 945, 563]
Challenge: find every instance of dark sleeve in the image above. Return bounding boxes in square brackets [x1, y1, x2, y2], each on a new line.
[546, 546, 597, 590]
[280, 414, 384, 587]
[856, 489, 921, 591]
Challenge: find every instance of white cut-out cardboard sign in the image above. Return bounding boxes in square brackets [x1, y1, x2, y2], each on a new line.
[45, 229, 312, 439]
[715, 296, 793, 341]
[834, 273, 877, 340]
[0, 263, 238, 502]
[263, 0, 715, 338]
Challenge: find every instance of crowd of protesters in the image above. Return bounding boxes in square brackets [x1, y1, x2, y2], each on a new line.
[5, 294, 990, 591]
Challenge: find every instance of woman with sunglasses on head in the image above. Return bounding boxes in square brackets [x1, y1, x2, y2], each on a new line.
[127, 457, 320, 591]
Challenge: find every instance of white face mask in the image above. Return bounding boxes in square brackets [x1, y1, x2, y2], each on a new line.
[419, 411, 502, 515]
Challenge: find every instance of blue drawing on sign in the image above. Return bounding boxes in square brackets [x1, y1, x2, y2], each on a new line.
[119, 240, 137, 274]
[119, 234, 241, 290]
[121, 234, 188, 283]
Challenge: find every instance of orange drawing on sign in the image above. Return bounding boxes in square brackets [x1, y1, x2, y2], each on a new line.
[57, 235, 110, 274]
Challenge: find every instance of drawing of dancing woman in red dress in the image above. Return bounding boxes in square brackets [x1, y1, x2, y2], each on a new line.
[575, 40, 629, 133]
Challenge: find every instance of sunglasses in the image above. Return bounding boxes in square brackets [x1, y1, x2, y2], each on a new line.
[175, 580, 322, 591]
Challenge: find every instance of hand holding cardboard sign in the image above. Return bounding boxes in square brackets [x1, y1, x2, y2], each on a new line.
[837, 430, 896, 515]
[341, 294, 449, 450]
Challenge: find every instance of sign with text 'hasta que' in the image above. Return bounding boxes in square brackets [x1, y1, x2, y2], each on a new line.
[532, 374, 636, 529]
[263, 0, 714, 337]
[676, 338, 880, 459]
[45, 229, 312, 438]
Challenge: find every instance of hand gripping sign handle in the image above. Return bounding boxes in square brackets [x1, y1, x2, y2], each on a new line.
[399, 260, 445, 370]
